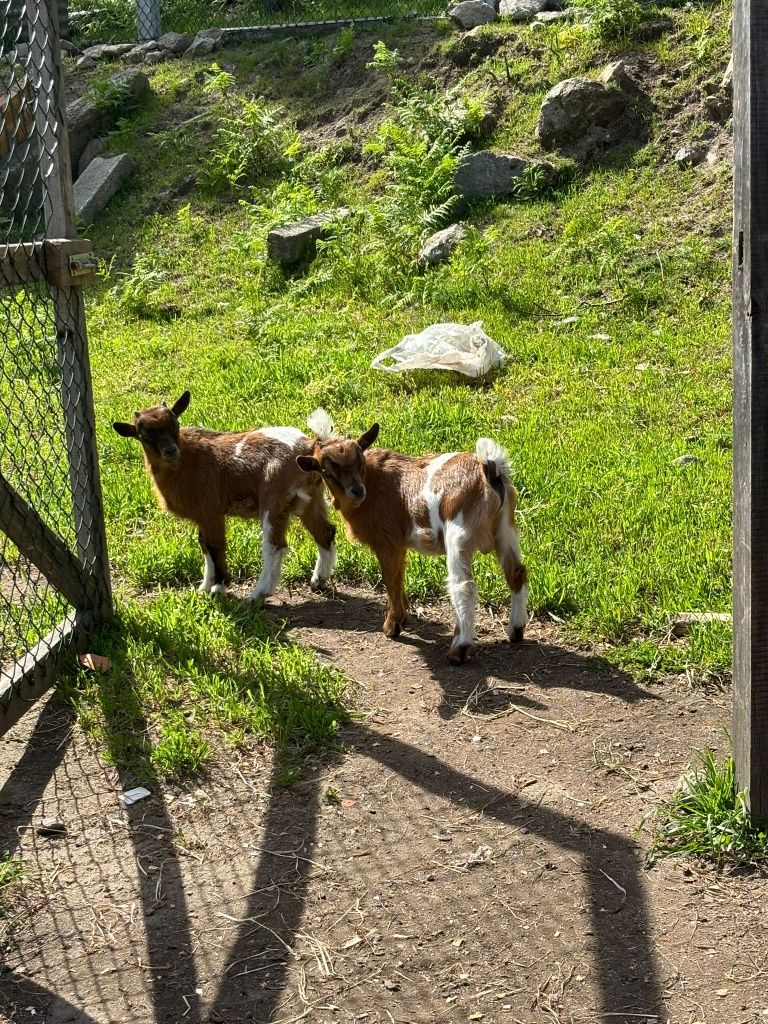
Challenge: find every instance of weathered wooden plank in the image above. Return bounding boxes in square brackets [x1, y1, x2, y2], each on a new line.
[0, 611, 81, 735]
[0, 472, 92, 610]
[0, 239, 96, 288]
[732, 0, 768, 821]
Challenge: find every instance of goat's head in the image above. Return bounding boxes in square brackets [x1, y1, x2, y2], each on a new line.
[112, 391, 191, 466]
[296, 409, 379, 508]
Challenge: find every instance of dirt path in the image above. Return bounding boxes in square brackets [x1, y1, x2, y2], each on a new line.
[1, 584, 766, 1024]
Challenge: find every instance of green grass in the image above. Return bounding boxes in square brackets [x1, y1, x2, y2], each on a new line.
[647, 751, 768, 868]
[4, 6, 736, 778]
[58, 594, 349, 782]
[0, 855, 25, 918]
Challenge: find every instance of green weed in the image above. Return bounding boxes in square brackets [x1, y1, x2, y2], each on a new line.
[201, 96, 301, 192]
[647, 751, 768, 867]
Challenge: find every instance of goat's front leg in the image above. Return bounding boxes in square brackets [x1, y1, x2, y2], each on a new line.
[248, 508, 289, 604]
[378, 547, 408, 638]
[445, 523, 477, 665]
[296, 491, 337, 591]
[198, 519, 229, 595]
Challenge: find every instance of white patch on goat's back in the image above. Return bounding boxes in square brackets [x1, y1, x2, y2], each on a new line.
[258, 426, 305, 448]
[233, 439, 247, 459]
[422, 452, 459, 534]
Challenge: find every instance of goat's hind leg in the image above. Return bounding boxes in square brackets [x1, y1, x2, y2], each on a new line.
[248, 508, 290, 604]
[445, 523, 477, 665]
[198, 519, 229, 595]
[297, 492, 337, 591]
[495, 508, 528, 643]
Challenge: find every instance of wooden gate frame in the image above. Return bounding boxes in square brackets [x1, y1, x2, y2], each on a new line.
[0, 0, 112, 735]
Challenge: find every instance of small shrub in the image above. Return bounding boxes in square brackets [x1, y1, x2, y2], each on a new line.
[647, 751, 768, 867]
[201, 97, 301, 191]
[581, 0, 644, 42]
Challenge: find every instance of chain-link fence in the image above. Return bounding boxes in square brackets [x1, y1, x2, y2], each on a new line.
[1, 0, 112, 735]
[67, 0, 447, 46]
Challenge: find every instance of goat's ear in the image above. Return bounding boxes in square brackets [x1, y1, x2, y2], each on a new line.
[171, 391, 191, 418]
[357, 423, 380, 451]
[113, 421, 138, 438]
[296, 455, 321, 474]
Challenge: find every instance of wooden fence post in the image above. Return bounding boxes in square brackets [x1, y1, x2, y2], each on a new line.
[30, 0, 113, 629]
[732, 0, 768, 821]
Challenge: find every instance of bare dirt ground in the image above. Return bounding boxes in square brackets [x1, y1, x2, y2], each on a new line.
[1, 583, 767, 1024]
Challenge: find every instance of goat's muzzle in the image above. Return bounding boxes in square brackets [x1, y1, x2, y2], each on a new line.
[348, 484, 366, 505]
[161, 445, 181, 463]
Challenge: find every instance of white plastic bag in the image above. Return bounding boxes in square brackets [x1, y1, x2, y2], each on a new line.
[371, 321, 506, 378]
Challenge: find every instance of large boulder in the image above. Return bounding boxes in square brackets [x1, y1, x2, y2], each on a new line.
[536, 77, 626, 150]
[449, 1, 497, 29]
[454, 151, 554, 200]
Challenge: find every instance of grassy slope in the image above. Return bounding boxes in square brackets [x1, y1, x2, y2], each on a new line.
[56, 3, 733, 776]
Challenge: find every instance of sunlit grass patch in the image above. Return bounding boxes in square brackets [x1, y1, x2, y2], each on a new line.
[58, 593, 349, 782]
[646, 752, 768, 868]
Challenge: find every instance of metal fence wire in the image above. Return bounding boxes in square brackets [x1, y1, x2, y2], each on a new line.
[0, 0, 111, 735]
[67, 0, 447, 46]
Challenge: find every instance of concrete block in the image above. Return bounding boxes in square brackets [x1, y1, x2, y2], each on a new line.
[74, 153, 135, 223]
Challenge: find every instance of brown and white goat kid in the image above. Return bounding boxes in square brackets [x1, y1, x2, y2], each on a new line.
[297, 410, 528, 663]
[113, 392, 336, 601]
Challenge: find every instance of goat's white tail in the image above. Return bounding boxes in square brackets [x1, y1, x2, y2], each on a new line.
[476, 437, 512, 484]
[307, 408, 335, 442]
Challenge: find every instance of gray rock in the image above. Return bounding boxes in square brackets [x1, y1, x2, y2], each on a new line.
[449, 1, 497, 29]
[499, 0, 548, 19]
[536, 9, 573, 22]
[185, 35, 218, 57]
[600, 60, 637, 92]
[75, 56, 97, 70]
[672, 453, 700, 466]
[77, 136, 105, 177]
[704, 94, 731, 121]
[536, 77, 627, 150]
[721, 56, 733, 95]
[144, 51, 169, 65]
[674, 146, 705, 167]
[124, 41, 162, 63]
[158, 31, 194, 53]
[419, 224, 467, 266]
[455, 151, 554, 200]
[268, 209, 352, 265]
[670, 611, 731, 637]
[60, 40, 78, 54]
[74, 153, 136, 223]
[38, 817, 66, 836]
[82, 42, 135, 60]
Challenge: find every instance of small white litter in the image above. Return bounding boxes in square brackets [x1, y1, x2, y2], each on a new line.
[371, 321, 506, 378]
[119, 787, 151, 806]
[461, 844, 494, 869]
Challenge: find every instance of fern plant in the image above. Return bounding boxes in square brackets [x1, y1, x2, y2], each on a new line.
[201, 97, 301, 192]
